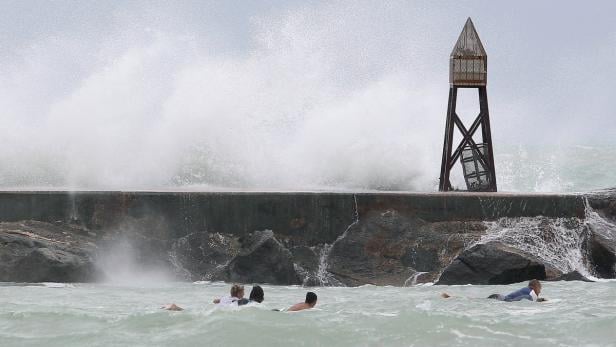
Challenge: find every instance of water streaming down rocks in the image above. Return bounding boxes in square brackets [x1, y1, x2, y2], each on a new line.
[436, 216, 592, 284]
[0, 221, 96, 282]
[437, 195, 616, 284]
[0, 190, 615, 285]
[313, 195, 360, 286]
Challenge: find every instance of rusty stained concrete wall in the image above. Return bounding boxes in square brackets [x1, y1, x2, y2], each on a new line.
[0, 191, 585, 245]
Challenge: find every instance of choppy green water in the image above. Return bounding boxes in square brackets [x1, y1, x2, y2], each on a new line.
[1, 281, 615, 346]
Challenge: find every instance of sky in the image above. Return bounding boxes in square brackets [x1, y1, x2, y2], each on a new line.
[0, 0, 615, 190]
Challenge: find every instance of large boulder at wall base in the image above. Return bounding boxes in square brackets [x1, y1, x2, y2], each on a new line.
[586, 191, 616, 222]
[327, 209, 487, 286]
[288, 245, 321, 286]
[168, 232, 240, 281]
[549, 270, 594, 282]
[0, 221, 95, 282]
[586, 228, 616, 278]
[584, 193, 616, 278]
[218, 230, 301, 285]
[436, 241, 547, 285]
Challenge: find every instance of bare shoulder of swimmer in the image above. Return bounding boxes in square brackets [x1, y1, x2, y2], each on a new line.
[162, 303, 184, 311]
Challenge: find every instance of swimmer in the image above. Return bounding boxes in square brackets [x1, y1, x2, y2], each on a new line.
[488, 279, 546, 302]
[161, 303, 183, 311]
[238, 285, 264, 306]
[441, 279, 547, 302]
[287, 291, 317, 312]
[163, 283, 243, 310]
[213, 284, 245, 305]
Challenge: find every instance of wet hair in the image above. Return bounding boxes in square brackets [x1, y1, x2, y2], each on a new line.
[249, 285, 264, 303]
[305, 292, 317, 305]
[528, 279, 541, 289]
[230, 284, 244, 298]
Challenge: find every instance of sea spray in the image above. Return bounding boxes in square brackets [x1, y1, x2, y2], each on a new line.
[582, 197, 616, 277]
[167, 231, 239, 282]
[95, 236, 175, 285]
[479, 216, 591, 275]
[474, 200, 616, 278]
[168, 241, 193, 281]
[583, 197, 616, 242]
[315, 194, 359, 286]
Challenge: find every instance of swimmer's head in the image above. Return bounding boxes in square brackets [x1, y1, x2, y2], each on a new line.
[249, 285, 264, 303]
[305, 292, 317, 307]
[230, 284, 245, 298]
[528, 279, 541, 295]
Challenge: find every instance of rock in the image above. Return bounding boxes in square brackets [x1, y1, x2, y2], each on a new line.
[169, 232, 239, 281]
[288, 245, 321, 286]
[584, 194, 616, 278]
[327, 209, 486, 286]
[0, 221, 95, 282]
[218, 230, 301, 285]
[289, 245, 320, 274]
[587, 192, 616, 222]
[609, 200, 616, 219]
[586, 228, 616, 278]
[550, 270, 594, 282]
[543, 263, 565, 281]
[436, 241, 547, 285]
[404, 271, 437, 286]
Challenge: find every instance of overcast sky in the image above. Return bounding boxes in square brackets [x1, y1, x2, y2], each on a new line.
[0, 1, 614, 189]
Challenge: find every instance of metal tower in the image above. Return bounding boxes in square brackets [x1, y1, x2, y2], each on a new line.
[439, 18, 497, 192]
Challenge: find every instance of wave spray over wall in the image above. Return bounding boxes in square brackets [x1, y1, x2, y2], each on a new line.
[0, 3, 451, 192]
[2, 2, 615, 192]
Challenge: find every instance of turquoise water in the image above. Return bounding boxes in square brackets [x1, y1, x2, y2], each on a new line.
[1, 281, 615, 346]
[494, 144, 616, 193]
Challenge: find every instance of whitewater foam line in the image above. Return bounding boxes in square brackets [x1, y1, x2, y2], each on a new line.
[315, 194, 359, 286]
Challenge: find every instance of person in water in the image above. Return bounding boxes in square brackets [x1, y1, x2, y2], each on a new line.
[288, 291, 317, 311]
[163, 284, 255, 311]
[238, 285, 264, 305]
[162, 303, 183, 311]
[440, 279, 546, 302]
[213, 284, 245, 305]
[488, 279, 546, 302]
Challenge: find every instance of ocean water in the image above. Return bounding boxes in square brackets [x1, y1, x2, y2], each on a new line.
[1, 144, 615, 193]
[494, 144, 616, 193]
[1, 281, 614, 347]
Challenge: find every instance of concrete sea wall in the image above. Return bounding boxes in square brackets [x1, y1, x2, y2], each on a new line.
[0, 191, 614, 285]
[0, 191, 586, 236]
